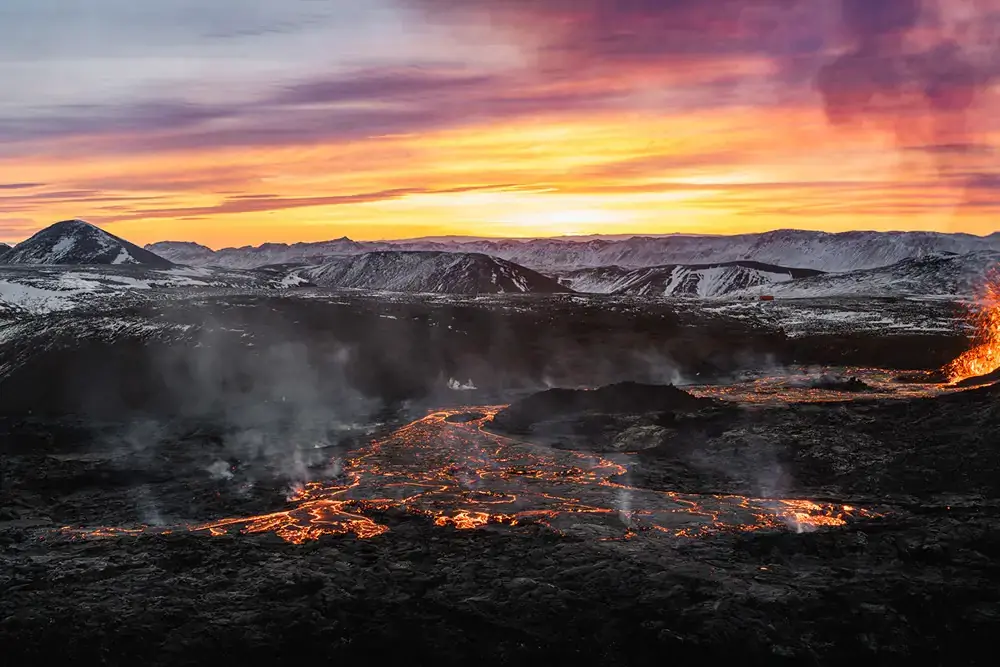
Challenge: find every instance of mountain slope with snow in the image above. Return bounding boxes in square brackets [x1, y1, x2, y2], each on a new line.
[451, 231, 1000, 273]
[738, 252, 1000, 298]
[148, 230, 1000, 273]
[301, 251, 570, 294]
[0, 265, 293, 314]
[148, 238, 364, 269]
[561, 261, 822, 297]
[5, 220, 173, 267]
[143, 241, 216, 265]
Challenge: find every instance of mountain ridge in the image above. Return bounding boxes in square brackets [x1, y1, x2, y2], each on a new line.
[148, 229, 1000, 273]
[561, 260, 824, 297]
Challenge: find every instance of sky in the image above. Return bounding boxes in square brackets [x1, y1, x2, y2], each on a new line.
[1, 0, 999, 247]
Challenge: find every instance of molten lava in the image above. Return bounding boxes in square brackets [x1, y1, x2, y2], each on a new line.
[56, 407, 881, 545]
[944, 274, 1000, 383]
[688, 366, 951, 405]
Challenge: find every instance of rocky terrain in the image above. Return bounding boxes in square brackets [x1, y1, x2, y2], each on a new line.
[0, 291, 973, 418]
[3, 368, 999, 665]
[1, 221, 997, 665]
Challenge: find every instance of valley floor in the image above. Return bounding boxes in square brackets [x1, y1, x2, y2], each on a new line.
[0, 291, 995, 665]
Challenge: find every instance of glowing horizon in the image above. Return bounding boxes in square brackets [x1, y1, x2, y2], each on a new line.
[2, 0, 998, 247]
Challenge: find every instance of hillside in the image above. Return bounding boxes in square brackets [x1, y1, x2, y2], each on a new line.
[301, 251, 570, 294]
[738, 252, 1000, 298]
[4, 220, 173, 268]
[561, 261, 822, 297]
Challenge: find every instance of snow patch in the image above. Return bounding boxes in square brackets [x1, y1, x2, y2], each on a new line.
[49, 235, 77, 260]
[111, 247, 133, 264]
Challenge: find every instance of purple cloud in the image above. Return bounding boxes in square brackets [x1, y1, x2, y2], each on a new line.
[0, 65, 643, 158]
[110, 183, 519, 220]
[271, 68, 496, 105]
[405, 0, 822, 68]
[816, 1, 999, 137]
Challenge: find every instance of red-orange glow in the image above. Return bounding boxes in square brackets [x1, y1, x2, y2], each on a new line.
[943, 273, 1000, 383]
[56, 406, 881, 545]
[3, 104, 998, 246]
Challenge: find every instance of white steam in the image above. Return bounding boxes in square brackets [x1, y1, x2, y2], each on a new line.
[448, 378, 477, 390]
[206, 460, 234, 481]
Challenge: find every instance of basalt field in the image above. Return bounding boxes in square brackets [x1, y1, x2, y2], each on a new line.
[2, 223, 1000, 665]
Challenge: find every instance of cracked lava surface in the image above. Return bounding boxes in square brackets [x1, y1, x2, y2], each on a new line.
[60, 407, 879, 544]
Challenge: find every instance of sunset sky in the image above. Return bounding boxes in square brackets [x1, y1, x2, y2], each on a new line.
[1, 0, 999, 247]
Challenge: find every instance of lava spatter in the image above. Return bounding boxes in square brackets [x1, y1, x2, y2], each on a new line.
[943, 273, 1000, 383]
[59, 408, 879, 544]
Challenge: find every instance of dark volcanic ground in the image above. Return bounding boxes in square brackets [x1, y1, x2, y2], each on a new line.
[1, 292, 998, 665]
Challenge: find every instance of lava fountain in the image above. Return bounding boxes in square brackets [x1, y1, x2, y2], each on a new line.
[944, 272, 1000, 383]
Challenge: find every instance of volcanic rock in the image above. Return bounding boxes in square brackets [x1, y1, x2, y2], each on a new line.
[489, 382, 718, 450]
[954, 366, 1000, 388]
[798, 375, 874, 392]
[493, 382, 714, 431]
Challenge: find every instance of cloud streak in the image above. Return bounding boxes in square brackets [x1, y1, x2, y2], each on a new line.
[107, 184, 522, 221]
[0, 66, 642, 157]
[1, 0, 998, 242]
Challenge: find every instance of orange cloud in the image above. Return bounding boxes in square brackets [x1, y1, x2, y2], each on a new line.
[2, 1, 999, 245]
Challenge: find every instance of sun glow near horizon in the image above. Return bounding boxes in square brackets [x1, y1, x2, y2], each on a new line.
[1, 0, 998, 246]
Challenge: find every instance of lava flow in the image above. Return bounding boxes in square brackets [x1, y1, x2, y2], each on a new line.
[60, 408, 879, 544]
[943, 273, 1000, 383]
[688, 366, 951, 405]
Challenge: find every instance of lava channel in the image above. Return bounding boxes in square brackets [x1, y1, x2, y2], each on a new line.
[59, 408, 881, 544]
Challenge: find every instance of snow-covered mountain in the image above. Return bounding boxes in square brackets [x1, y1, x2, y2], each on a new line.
[5, 220, 173, 267]
[147, 229, 1000, 273]
[300, 251, 570, 294]
[143, 241, 216, 265]
[735, 252, 1000, 299]
[148, 237, 364, 269]
[560, 261, 822, 297]
[452, 231, 1000, 273]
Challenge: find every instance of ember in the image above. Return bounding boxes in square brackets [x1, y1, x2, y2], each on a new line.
[943, 273, 1000, 383]
[57, 408, 880, 544]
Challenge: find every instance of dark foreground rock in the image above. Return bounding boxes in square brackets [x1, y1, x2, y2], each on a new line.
[2, 512, 998, 667]
[2, 384, 1000, 665]
[0, 292, 994, 665]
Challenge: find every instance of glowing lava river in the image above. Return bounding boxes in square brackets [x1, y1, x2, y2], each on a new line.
[61, 407, 879, 544]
